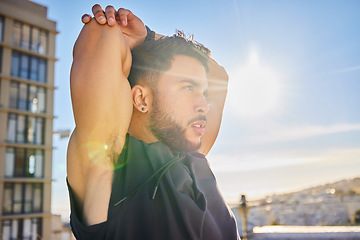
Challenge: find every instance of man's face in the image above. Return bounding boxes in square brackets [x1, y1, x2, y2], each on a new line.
[149, 54, 209, 152]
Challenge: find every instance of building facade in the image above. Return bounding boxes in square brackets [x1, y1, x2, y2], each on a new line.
[0, 0, 56, 239]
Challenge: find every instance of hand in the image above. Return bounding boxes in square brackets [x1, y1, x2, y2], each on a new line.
[82, 5, 147, 49]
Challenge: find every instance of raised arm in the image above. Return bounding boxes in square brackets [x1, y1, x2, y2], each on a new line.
[67, 5, 147, 225]
[199, 58, 229, 156]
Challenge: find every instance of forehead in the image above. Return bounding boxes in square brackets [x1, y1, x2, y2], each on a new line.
[158, 54, 208, 87]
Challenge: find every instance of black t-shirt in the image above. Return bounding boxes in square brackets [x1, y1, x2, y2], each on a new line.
[67, 134, 239, 239]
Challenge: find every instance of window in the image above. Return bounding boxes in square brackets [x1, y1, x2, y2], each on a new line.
[7, 114, 16, 142]
[16, 115, 26, 143]
[8, 80, 47, 113]
[5, 149, 15, 178]
[33, 184, 42, 212]
[9, 81, 18, 109]
[39, 30, 48, 54]
[30, 57, 38, 80]
[3, 183, 12, 213]
[38, 58, 47, 83]
[6, 148, 43, 178]
[20, 54, 29, 79]
[12, 20, 48, 54]
[13, 183, 22, 213]
[35, 118, 44, 144]
[0, 16, 4, 42]
[7, 114, 45, 144]
[2, 183, 43, 214]
[31, 27, 39, 52]
[27, 117, 36, 143]
[34, 150, 43, 178]
[14, 148, 25, 177]
[19, 82, 27, 110]
[28, 85, 37, 111]
[24, 184, 33, 212]
[11, 51, 20, 77]
[0, 47, 2, 72]
[21, 24, 31, 50]
[11, 51, 47, 83]
[5, 148, 44, 178]
[12, 21, 21, 47]
[38, 87, 46, 113]
[1, 218, 42, 240]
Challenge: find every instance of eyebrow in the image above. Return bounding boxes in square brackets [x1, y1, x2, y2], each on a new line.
[179, 79, 201, 86]
[179, 79, 209, 95]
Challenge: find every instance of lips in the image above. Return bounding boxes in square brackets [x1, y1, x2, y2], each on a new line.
[191, 120, 206, 135]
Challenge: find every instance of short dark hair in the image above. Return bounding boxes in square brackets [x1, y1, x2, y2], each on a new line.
[128, 31, 210, 89]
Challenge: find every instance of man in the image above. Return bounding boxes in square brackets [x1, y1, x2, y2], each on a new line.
[67, 4, 239, 239]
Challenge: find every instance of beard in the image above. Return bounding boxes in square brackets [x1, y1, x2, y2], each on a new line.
[149, 97, 201, 153]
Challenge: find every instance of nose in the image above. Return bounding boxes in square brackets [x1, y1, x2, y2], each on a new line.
[195, 95, 210, 114]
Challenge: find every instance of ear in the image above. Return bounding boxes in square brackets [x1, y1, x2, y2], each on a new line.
[131, 85, 151, 112]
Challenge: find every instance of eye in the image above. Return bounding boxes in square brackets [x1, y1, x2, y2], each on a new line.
[184, 85, 194, 91]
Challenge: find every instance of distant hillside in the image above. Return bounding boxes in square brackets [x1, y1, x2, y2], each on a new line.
[302, 177, 360, 197]
[241, 177, 360, 226]
[256, 177, 360, 202]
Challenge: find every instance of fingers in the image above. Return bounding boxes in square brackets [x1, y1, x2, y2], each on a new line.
[81, 14, 91, 24]
[86, 5, 131, 27]
[92, 4, 106, 25]
[105, 6, 116, 26]
[118, 8, 132, 26]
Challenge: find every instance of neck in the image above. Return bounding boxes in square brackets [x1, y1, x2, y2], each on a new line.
[128, 110, 158, 143]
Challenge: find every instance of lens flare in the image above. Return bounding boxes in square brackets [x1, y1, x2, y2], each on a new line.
[229, 50, 283, 118]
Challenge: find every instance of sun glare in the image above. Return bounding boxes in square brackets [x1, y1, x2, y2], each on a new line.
[229, 50, 283, 118]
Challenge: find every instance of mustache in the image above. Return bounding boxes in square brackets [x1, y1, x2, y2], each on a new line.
[187, 115, 207, 126]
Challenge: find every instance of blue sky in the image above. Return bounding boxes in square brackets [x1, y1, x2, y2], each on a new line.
[31, 0, 360, 221]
